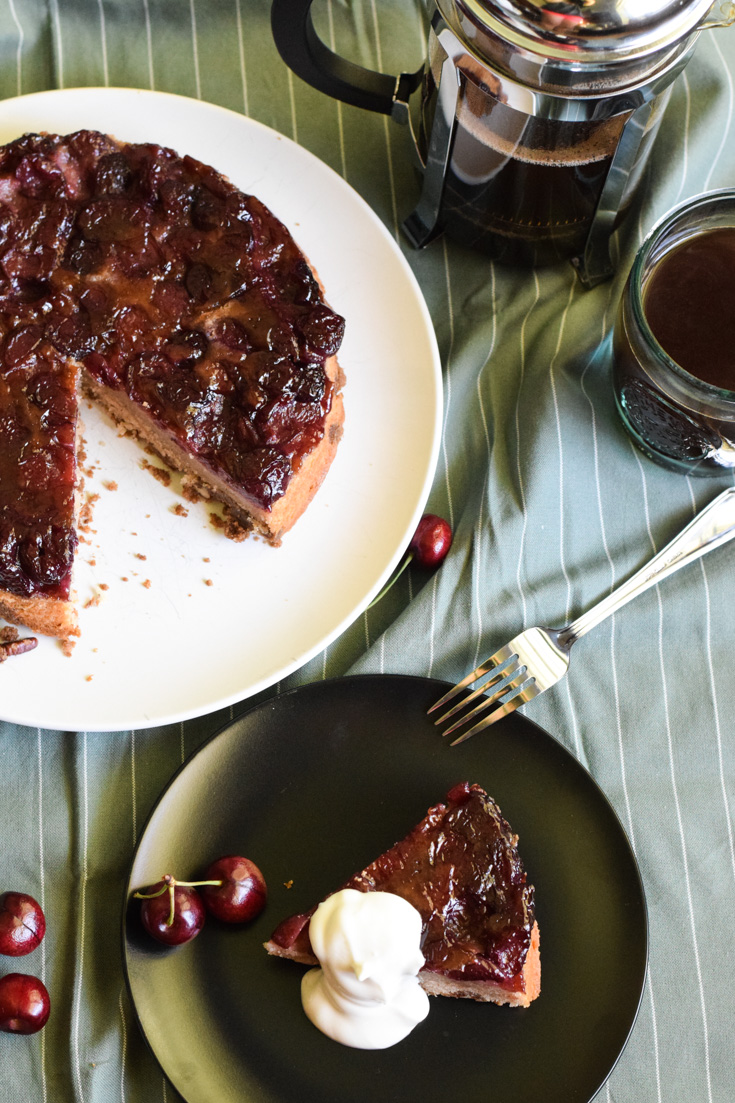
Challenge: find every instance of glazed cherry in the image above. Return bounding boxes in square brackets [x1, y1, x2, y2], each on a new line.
[135, 877, 206, 946]
[200, 856, 267, 924]
[0, 973, 51, 1034]
[0, 892, 46, 956]
[409, 514, 453, 569]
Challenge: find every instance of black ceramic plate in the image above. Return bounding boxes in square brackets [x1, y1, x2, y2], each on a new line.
[122, 675, 648, 1103]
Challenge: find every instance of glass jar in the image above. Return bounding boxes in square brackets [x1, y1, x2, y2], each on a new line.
[612, 189, 735, 475]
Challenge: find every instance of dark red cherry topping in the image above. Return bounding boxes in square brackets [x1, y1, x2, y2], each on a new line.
[0, 128, 347, 603]
[200, 856, 267, 924]
[135, 877, 205, 947]
[0, 973, 51, 1034]
[409, 513, 453, 569]
[0, 892, 46, 956]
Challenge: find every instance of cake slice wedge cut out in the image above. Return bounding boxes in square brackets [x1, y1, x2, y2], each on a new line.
[266, 781, 540, 1007]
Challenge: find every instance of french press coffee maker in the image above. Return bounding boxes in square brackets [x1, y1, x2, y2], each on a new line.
[271, 0, 734, 285]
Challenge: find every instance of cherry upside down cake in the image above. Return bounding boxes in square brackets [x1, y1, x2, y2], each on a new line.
[266, 782, 541, 1008]
[0, 129, 345, 641]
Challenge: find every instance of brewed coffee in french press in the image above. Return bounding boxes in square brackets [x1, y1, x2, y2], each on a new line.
[271, 0, 735, 285]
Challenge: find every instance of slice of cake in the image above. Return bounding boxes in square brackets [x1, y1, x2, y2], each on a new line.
[0, 130, 345, 640]
[0, 337, 81, 640]
[266, 782, 540, 1008]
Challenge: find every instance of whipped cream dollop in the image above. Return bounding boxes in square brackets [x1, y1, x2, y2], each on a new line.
[301, 888, 430, 1049]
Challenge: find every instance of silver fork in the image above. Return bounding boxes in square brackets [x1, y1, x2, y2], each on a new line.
[430, 486, 735, 744]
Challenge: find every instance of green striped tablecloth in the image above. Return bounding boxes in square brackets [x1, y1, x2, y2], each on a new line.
[1, 3, 734, 1101]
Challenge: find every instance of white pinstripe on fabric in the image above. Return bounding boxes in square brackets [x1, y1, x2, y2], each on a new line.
[142, 0, 155, 90]
[189, 0, 202, 100]
[234, 0, 249, 117]
[72, 731, 89, 1103]
[286, 69, 298, 143]
[97, 0, 109, 86]
[514, 270, 541, 629]
[470, 259, 496, 675]
[548, 279, 582, 757]
[36, 728, 48, 1102]
[118, 987, 128, 1102]
[633, 448, 714, 1103]
[439, 239, 456, 532]
[674, 73, 691, 203]
[130, 729, 137, 845]
[326, 0, 347, 179]
[369, 0, 400, 239]
[704, 31, 734, 191]
[549, 278, 577, 623]
[7, 0, 23, 96]
[697, 552, 735, 883]
[49, 0, 64, 88]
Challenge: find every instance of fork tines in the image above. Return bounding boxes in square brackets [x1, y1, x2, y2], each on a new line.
[429, 642, 538, 744]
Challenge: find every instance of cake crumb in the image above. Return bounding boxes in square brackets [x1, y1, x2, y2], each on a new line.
[141, 459, 171, 487]
[83, 591, 101, 609]
[181, 480, 205, 504]
[142, 579, 152, 589]
[202, 557, 210, 563]
[203, 578, 213, 587]
[60, 639, 76, 657]
[103, 480, 118, 491]
[209, 511, 251, 543]
[134, 553, 147, 560]
[85, 674, 93, 682]
[99, 583, 109, 591]
[79, 493, 100, 530]
[121, 576, 129, 582]
[284, 880, 294, 890]
[171, 503, 189, 517]
[0, 626, 20, 643]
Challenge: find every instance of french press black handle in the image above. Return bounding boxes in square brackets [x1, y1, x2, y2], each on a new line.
[270, 0, 420, 117]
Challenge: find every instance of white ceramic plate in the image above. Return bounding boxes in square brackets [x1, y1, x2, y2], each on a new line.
[0, 88, 442, 732]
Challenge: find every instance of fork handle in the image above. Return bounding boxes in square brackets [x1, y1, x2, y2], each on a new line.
[561, 486, 735, 646]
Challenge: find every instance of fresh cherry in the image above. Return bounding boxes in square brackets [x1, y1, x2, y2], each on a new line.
[0, 892, 46, 956]
[135, 876, 206, 946]
[0, 973, 51, 1034]
[200, 856, 267, 924]
[368, 513, 453, 607]
[408, 513, 453, 569]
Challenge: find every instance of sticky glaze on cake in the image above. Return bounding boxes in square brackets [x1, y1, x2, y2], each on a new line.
[0, 130, 345, 640]
[266, 782, 541, 1008]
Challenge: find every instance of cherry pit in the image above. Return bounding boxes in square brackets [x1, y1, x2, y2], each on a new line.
[134, 856, 267, 947]
[0, 892, 50, 1035]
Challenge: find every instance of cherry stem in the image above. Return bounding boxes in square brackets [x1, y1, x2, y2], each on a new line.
[134, 884, 169, 901]
[134, 873, 224, 927]
[367, 551, 414, 609]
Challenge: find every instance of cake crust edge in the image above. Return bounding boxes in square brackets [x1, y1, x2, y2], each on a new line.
[0, 589, 79, 641]
[265, 919, 540, 1007]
